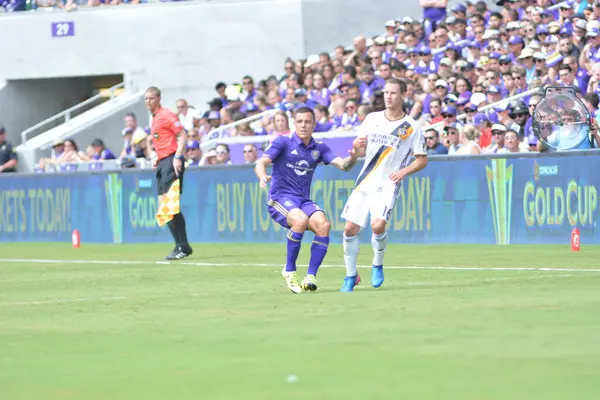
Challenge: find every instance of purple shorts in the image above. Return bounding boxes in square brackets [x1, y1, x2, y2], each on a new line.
[267, 197, 323, 229]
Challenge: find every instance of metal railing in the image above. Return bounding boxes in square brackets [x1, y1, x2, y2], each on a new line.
[20, 81, 126, 146]
[204, 107, 278, 141]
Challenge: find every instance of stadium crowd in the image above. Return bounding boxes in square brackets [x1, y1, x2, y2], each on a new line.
[3, 0, 600, 173]
[1, 0, 182, 12]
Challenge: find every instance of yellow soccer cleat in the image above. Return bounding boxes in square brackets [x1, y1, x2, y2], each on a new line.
[281, 269, 302, 294]
[301, 274, 318, 292]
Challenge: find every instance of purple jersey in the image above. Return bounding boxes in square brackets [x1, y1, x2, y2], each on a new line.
[263, 133, 336, 199]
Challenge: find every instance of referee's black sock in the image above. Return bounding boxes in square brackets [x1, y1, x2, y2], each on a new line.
[173, 213, 190, 249]
[167, 219, 180, 248]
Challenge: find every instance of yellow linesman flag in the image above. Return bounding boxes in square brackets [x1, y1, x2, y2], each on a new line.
[156, 179, 180, 227]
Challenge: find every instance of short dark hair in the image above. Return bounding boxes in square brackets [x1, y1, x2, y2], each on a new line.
[215, 82, 227, 90]
[385, 78, 408, 94]
[295, 107, 315, 121]
[583, 93, 600, 109]
[243, 75, 254, 84]
[343, 65, 357, 78]
[125, 112, 137, 120]
[559, 65, 572, 73]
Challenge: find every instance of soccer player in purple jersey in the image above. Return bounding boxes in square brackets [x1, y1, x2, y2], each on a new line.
[254, 107, 362, 293]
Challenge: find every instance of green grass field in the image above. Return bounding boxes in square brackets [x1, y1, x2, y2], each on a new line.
[1, 243, 600, 400]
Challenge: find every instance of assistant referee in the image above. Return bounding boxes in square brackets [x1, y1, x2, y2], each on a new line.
[145, 86, 193, 260]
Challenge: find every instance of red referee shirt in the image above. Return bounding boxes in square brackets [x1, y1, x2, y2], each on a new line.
[151, 107, 183, 160]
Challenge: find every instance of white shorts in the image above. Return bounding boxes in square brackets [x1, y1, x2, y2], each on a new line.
[341, 185, 399, 228]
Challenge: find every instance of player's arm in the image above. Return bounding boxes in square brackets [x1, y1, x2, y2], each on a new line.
[254, 156, 272, 188]
[329, 140, 363, 171]
[390, 126, 428, 184]
[255, 138, 282, 188]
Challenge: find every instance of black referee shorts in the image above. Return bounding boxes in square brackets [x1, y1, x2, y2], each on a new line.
[156, 153, 185, 196]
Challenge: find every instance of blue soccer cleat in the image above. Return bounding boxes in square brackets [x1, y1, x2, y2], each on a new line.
[372, 265, 384, 288]
[340, 273, 361, 292]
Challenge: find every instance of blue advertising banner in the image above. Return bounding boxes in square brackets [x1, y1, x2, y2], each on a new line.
[1, 152, 599, 244]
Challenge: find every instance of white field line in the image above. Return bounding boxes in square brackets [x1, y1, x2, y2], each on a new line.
[1, 258, 600, 273]
[1, 296, 126, 307]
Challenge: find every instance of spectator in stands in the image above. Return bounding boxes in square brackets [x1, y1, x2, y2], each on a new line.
[270, 110, 291, 137]
[242, 144, 258, 164]
[455, 124, 481, 155]
[425, 127, 448, 155]
[498, 130, 524, 153]
[39, 139, 89, 171]
[0, 126, 17, 173]
[338, 99, 360, 129]
[119, 112, 147, 158]
[176, 99, 197, 132]
[420, 0, 448, 31]
[185, 141, 202, 167]
[314, 104, 334, 132]
[444, 122, 461, 154]
[91, 139, 116, 160]
[483, 124, 508, 154]
[214, 144, 232, 165]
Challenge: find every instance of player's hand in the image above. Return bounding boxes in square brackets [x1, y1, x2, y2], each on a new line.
[389, 170, 406, 184]
[348, 148, 359, 161]
[260, 175, 272, 188]
[173, 157, 183, 176]
[353, 136, 368, 149]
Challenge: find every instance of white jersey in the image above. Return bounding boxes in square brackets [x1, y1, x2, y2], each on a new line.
[354, 111, 426, 193]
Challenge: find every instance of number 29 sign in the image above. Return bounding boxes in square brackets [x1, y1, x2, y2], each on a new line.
[52, 22, 75, 38]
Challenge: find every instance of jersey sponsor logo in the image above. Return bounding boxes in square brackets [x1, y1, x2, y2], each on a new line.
[391, 121, 414, 140]
[311, 150, 320, 161]
[291, 149, 299, 155]
[284, 200, 294, 207]
[285, 160, 314, 176]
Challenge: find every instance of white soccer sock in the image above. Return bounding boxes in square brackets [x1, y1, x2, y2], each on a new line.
[371, 231, 388, 267]
[343, 234, 360, 277]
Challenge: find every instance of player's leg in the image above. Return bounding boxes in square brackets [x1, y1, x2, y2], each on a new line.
[368, 187, 396, 288]
[267, 198, 307, 294]
[340, 191, 369, 292]
[302, 208, 331, 291]
[370, 218, 388, 288]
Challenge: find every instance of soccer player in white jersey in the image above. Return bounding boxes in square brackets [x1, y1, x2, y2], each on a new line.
[340, 78, 428, 292]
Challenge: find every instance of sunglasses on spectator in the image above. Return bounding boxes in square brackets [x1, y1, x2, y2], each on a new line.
[436, 85, 447, 90]
[442, 113, 455, 118]
[510, 113, 528, 119]
[492, 130, 505, 135]
[465, 109, 476, 113]
[499, 60, 511, 66]
[529, 103, 538, 108]
[535, 59, 545, 63]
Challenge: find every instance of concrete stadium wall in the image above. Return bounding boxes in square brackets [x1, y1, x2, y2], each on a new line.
[0, 0, 409, 137]
[0, 78, 94, 146]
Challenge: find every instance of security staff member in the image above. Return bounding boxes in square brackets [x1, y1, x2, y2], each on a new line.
[0, 127, 18, 173]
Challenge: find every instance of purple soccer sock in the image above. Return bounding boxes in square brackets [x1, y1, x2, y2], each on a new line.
[308, 236, 329, 276]
[286, 230, 304, 272]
